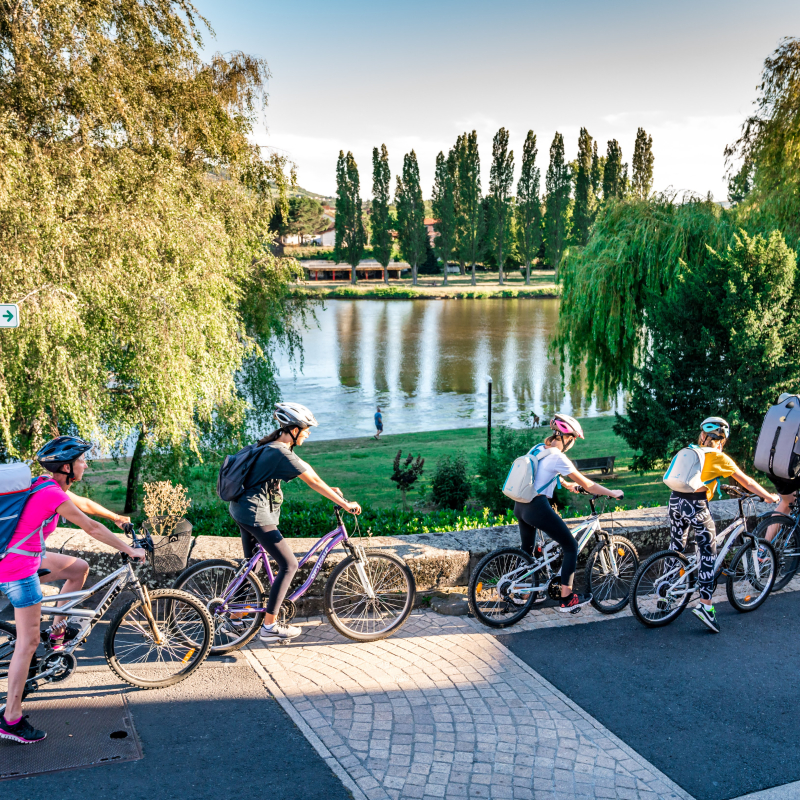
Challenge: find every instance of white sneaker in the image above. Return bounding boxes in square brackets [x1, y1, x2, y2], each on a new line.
[259, 623, 302, 643]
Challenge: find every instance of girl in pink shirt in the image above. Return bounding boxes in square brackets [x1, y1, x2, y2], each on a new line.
[0, 436, 145, 745]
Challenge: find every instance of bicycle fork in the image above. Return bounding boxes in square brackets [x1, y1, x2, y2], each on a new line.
[139, 585, 164, 645]
[350, 545, 377, 600]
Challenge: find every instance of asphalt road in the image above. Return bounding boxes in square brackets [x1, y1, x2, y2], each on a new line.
[2, 601, 352, 800]
[499, 590, 800, 800]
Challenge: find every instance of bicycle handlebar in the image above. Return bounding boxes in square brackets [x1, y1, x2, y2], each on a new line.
[721, 484, 753, 500]
[121, 522, 154, 558]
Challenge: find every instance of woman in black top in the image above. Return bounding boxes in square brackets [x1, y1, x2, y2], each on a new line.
[229, 402, 361, 642]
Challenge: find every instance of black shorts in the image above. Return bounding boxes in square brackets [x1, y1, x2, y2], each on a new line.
[771, 474, 800, 496]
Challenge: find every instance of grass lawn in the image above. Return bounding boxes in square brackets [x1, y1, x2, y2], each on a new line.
[76, 416, 677, 518]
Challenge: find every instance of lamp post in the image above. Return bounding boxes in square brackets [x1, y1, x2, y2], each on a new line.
[487, 376, 493, 455]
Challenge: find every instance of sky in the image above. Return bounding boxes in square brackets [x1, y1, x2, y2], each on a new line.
[192, 0, 799, 201]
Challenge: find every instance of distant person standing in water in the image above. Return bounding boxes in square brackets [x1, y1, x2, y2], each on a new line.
[374, 407, 383, 440]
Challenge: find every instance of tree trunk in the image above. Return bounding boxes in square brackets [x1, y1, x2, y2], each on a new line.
[442, 259, 448, 286]
[459, 259, 465, 276]
[412, 263, 418, 286]
[351, 261, 358, 285]
[384, 265, 389, 284]
[124, 426, 145, 513]
[525, 259, 531, 285]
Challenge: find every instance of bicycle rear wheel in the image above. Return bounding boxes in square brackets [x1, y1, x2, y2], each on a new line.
[631, 550, 693, 628]
[726, 540, 776, 611]
[173, 559, 265, 655]
[753, 515, 800, 592]
[585, 536, 639, 614]
[324, 551, 415, 642]
[468, 548, 540, 629]
[104, 589, 212, 688]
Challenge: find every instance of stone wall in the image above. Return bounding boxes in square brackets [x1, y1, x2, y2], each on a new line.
[44, 497, 772, 616]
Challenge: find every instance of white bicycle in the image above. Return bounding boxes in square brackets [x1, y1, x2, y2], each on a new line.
[630, 485, 777, 627]
[0, 525, 212, 706]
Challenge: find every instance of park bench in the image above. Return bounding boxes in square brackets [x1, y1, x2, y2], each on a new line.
[573, 456, 616, 476]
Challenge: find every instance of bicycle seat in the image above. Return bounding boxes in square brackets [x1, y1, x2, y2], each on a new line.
[37, 569, 51, 578]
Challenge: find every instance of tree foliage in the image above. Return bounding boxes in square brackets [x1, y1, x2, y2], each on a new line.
[431, 150, 456, 286]
[335, 150, 365, 282]
[615, 230, 799, 470]
[543, 132, 570, 276]
[371, 144, 393, 282]
[271, 197, 328, 237]
[0, 0, 304, 465]
[572, 127, 594, 245]
[455, 131, 482, 285]
[488, 127, 515, 284]
[390, 450, 424, 510]
[395, 150, 427, 286]
[631, 128, 654, 200]
[516, 130, 542, 285]
[602, 139, 625, 201]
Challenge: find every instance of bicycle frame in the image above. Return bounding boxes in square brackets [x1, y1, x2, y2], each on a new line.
[503, 512, 606, 597]
[222, 520, 352, 614]
[656, 514, 760, 601]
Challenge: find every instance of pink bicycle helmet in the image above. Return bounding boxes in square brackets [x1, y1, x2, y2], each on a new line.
[550, 413, 585, 440]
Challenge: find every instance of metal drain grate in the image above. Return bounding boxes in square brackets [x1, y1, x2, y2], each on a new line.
[0, 692, 142, 780]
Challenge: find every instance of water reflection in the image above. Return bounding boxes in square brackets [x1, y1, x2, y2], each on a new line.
[275, 299, 623, 440]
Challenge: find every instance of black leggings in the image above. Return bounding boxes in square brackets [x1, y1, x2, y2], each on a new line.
[514, 495, 579, 588]
[236, 522, 299, 615]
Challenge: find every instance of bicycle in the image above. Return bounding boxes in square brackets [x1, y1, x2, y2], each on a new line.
[750, 493, 800, 592]
[173, 505, 416, 654]
[467, 488, 639, 628]
[0, 524, 213, 707]
[630, 484, 777, 627]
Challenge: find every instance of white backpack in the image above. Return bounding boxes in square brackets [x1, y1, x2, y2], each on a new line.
[502, 444, 557, 503]
[663, 445, 716, 493]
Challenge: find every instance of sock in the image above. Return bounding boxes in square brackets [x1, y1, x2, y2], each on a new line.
[701, 602, 713, 609]
[4, 715, 22, 726]
[264, 622, 276, 630]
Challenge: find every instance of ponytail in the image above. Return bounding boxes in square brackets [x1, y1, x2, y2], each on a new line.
[257, 429, 285, 447]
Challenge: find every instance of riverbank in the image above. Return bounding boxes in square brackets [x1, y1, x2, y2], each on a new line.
[290, 270, 559, 300]
[80, 417, 669, 518]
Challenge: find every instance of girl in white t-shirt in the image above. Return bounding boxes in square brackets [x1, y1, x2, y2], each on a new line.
[515, 414, 623, 612]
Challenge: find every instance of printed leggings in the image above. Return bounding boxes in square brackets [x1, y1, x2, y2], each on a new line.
[236, 522, 299, 615]
[514, 495, 579, 588]
[668, 494, 717, 602]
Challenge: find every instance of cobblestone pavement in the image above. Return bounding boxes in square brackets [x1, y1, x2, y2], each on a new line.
[247, 612, 691, 800]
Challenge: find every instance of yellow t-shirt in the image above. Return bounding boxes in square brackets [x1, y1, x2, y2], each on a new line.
[699, 450, 738, 500]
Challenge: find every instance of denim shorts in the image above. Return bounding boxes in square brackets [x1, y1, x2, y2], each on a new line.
[0, 573, 43, 609]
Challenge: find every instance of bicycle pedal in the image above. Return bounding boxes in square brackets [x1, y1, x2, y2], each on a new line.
[569, 607, 581, 615]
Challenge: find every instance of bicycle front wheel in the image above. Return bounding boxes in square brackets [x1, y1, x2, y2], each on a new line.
[631, 550, 693, 628]
[726, 540, 776, 612]
[324, 551, 415, 642]
[467, 548, 540, 629]
[753, 515, 800, 592]
[585, 536, 639, 614]
[104, 589, 212, 688]
[173, 559, 265, 655]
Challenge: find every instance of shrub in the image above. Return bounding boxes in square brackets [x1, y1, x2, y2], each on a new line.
[431, 453, 471, 509]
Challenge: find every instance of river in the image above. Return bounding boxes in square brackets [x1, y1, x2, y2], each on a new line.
[274, 299, 623, 440]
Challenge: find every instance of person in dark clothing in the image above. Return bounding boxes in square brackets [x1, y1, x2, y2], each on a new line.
[228, 402, 361, 642]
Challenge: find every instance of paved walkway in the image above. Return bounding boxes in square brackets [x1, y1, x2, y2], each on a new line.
[246, 574, 800, 800]
[247, 613, 690, 800]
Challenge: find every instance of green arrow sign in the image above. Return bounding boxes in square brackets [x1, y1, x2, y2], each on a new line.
[0, 303, 19, 328]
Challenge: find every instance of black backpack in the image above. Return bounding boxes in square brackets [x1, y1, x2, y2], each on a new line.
[216, 443, 265, 502]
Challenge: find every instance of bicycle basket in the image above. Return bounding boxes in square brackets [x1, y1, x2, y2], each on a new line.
[142, 517, 193, 574]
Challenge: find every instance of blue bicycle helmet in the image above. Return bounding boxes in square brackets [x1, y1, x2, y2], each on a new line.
[700, 417, 730, 441]
[36, 436, 92, 484]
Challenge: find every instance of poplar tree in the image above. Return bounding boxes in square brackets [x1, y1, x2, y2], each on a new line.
[456, 130, 482, 285]
[603, 140, 624, 201]
[632, 127, 655, 199]
[516, 130, 542, 285]
[432, 150, 456, 285]
[488, 127, 515, 284]
[591, 140, 603, 202]
[371, 144, 393, 283]
[395, 150, 427, 285]
[572, 128, 593, 245]
[335, 150, 365, 284]
[544, 132, 570, 278]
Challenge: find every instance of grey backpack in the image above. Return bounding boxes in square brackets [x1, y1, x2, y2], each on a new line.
[754, 395, 800, 479]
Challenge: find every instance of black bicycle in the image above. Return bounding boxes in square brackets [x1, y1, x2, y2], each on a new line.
[751, 493, 800, 591]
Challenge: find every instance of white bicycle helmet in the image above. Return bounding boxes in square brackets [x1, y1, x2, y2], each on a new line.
[550, 413, 585, 440]
[274, 402, 319, 430]
[700, 416, 730, 441]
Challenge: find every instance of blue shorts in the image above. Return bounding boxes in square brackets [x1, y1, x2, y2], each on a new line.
[0, 573, 43, 609]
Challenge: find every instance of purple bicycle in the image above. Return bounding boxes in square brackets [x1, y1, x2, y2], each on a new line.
[173, 506, 416, 653]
